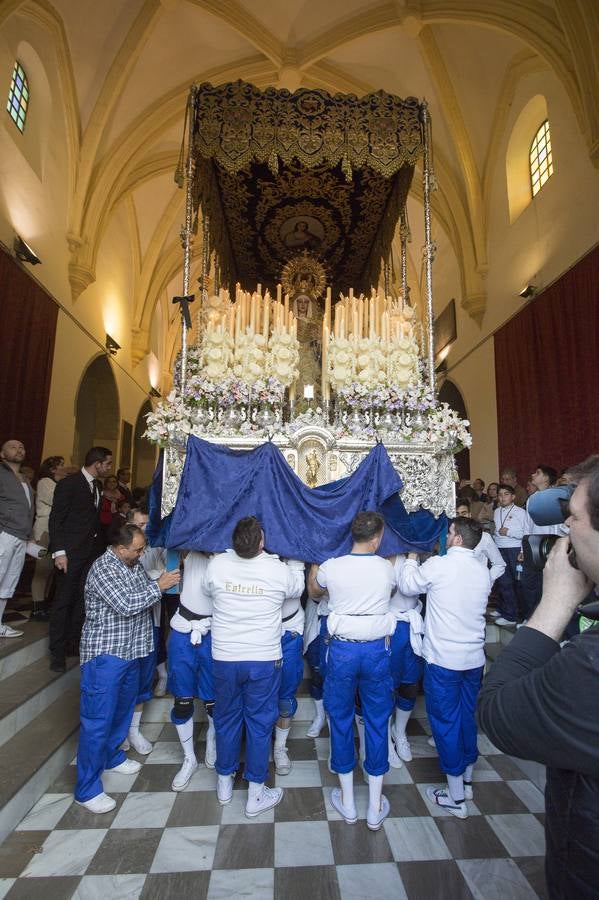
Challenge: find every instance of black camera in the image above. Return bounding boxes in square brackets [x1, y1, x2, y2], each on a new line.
[522, 484, 576, 573]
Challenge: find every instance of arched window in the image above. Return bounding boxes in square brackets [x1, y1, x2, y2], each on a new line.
[6, 60, 29, 133]
[530, 120, 553, 197]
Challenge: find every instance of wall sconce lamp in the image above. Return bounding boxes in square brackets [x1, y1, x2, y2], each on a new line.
[518, 283, 538, 300]
[105, 333, 121, 356]
[14, 234, 41, 265]
[149, 387, 162, 398]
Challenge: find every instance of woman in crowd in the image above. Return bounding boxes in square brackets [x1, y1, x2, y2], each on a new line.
[31, 455, 65, 621]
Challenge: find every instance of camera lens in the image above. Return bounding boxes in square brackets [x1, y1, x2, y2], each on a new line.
[522, 534, 560, 571]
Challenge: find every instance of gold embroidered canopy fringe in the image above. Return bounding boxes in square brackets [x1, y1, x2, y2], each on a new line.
[186, 80, 425, 295]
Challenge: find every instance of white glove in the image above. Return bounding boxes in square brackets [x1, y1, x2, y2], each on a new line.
[190, 617, 212, 646]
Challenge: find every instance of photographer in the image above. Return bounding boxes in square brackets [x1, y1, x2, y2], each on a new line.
[478, 455, 599, 899]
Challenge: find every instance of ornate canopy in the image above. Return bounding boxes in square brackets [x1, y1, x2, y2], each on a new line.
[189, 80, 425, 295]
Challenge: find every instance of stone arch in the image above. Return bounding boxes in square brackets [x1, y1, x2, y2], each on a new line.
[506, 94, 549, 223]
[438, 378, 470, 481]
[132, 399, 157, 489]
[73, 354, 120, 466]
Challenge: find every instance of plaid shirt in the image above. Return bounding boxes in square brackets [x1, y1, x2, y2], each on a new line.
[80, 548, 161, 664]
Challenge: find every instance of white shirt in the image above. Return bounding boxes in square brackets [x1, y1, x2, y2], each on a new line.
[317, 554, 395, 640]
[141, 545, 166, 626]
[398, 547, 491, 670]
[474, 532, 506, 582]
[493, 504, 528, 549]
[391, 555, 420, 613]
[207, 550, 304, 661]
[317, 554, 395, 617]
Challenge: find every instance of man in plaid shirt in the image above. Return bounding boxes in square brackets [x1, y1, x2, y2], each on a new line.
[74, 523, 179, 814]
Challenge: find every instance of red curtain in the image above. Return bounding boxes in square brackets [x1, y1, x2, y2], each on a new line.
[0, 248, 59, 471]
[494, 243, 599, 482]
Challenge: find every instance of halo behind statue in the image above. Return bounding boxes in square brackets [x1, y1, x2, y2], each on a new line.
[281, 251, 327, 301]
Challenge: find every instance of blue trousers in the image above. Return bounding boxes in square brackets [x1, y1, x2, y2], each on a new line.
[324, 638, 394, 776]
[305, 634, 323, 700]
[136, 625, 160, 704]
[424, 661, 483, 776]
[319, 615, 329, 680]
[279, 630, 304, 718]
[75, 654, 140, 802]
[520, 565, 542, 619]
[213, 659, 282, 783]
[168, 629, 215, 724]
[496, 547, 522, 620]
[390, 620, 423, 711]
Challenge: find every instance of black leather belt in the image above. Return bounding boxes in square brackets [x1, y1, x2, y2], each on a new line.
[178, 603, 210, 622]
[283, 606, 300, 623]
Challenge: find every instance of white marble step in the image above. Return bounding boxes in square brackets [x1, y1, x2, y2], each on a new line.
[0, 659, 79, 749]
[0, 623, 49, 682]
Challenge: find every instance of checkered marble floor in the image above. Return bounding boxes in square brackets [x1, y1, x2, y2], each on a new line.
[0, 710, 548, 899]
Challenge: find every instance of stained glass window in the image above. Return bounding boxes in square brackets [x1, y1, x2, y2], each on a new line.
[530, 120, 553, 197]
[6, 61, 29, 133]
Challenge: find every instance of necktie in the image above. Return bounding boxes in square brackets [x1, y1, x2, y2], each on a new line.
[92, 479, 101, 508]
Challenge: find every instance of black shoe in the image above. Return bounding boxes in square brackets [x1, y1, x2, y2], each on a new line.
[30, 607, 50, 622]
[50, 656, 66, 673]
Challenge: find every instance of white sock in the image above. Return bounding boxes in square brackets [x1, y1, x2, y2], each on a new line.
[157, 662, 167, 677]
[447, 773, 464, 803]
[354, 714, 365, 761]
[311, 698, 325, 721]
[175, 719, 196, 762]
[248, 781, 263, 802]
[129, 709, 142, 737]
[394, 707, 412, 739]
[274, 725, 290, 750]
[207, 717, 215, 740]
[464, 764, 474, 782]
[338, 770, 355, 810]
[368, 773, 384, 817]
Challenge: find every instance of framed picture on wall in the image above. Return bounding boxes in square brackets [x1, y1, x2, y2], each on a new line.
[120, 420, 133, 469]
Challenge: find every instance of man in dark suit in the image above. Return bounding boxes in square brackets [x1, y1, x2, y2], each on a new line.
[49, 446, 113, 672]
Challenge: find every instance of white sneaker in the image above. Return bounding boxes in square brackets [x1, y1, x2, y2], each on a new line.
[367, 795, 390, 831]
[330, 787, 357, 824]
[516, 620, 529, 630]
[217, 774, 233, 805]
[245, 784, 283, 818]
[427, 736, 436, 748]
[0, 624, 23, 638]
[463, 781, 474, 800]
[495, 617, 517, 627]
[154, 675, 167, 697]
[274, 746, 292, 775]
[128, 731, 153, 755]
[106, 758, 141, 775]
[205, 728, 217, 769]
[172, 757, 198, 791]
[426, 787, 468, 819]
[488, 609, 500, 618]
[75, 792, 116, 814]
[391, 725, 412, 762]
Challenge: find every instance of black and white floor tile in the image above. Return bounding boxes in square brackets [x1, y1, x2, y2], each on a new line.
[0, 711, 548, 899]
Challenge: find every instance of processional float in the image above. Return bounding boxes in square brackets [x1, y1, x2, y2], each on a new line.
[146, 81, 470, 524]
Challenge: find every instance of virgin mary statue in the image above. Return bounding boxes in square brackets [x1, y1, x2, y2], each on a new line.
[293, 293, 322, 404]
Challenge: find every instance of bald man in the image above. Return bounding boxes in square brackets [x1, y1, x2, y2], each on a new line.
[0, 440, 34, 638]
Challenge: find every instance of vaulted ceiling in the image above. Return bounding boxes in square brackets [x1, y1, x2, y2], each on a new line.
[3, 0, 598, 370]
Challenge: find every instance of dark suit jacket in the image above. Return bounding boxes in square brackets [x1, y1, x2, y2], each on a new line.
[49, 471, 102, 559]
